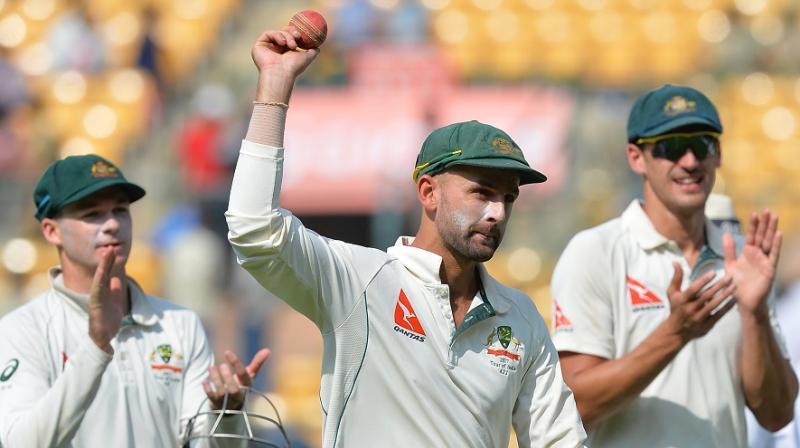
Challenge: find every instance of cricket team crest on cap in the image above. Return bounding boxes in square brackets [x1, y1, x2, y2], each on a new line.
[483, 326, 524, 376]
[91, 160, 119, 178]
[663, 96, 697, 116]
[627, 276, 665, 312]
[149, 343, 185, 384]
[553, 301, 573, 332]
[491, 137, 520, 156]
[393, 289, 426, 343]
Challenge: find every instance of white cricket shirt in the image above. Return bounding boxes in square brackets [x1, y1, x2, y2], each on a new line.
[0, 268, 215, 447]
[226, 140, 587, 448]
[551, 200, 788, 448]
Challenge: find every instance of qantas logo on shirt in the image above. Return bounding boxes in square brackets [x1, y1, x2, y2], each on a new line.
[627, 276, 665, 312]
[393, 289, 426, 342]
[553, 301, 573, 332]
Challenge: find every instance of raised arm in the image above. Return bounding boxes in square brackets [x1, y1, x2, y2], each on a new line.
[727, 210, 798, 430]
[226, 28, 386, 332]
[0, 249, 120, 446]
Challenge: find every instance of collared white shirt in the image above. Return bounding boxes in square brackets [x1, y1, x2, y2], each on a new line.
[551, 200, 788, 448]
[0, 268, 214, 447]
[226, 140, 587, 448]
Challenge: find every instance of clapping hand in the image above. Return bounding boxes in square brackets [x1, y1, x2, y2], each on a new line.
[88, 247, 126, 354]
[203, 348, 271, 411]
[723, 209, 782, 316]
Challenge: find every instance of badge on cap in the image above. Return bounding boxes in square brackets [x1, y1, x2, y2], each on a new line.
[91, 161, 119, 178]
[663, 96, 697, 116]
[491, 137, 522, 158]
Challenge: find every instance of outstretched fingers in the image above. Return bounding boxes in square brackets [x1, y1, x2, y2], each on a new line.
[769, 231, 783, 267]
[683, 271, 717, 302]
[89, 248, 115, 308]
[666, 262, 683, 300]
[752, 210, 769, 249]
[722, 232, 737, 266]
[760, 211, 778, 255]
[697, 276, 736, 315]
[225, 350, 251, 387]
[246, 349, 271, 379]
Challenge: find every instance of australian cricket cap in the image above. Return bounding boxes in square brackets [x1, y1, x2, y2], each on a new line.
[413, 120, 547, 185]
[627, 84, 723, 142]
[33, 154, 146, 220]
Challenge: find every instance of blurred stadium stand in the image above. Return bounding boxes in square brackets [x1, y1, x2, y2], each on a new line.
[1, 0, 800, 445]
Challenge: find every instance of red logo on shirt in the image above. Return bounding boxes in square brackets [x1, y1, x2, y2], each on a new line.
[627, 276, 665, 311]
[394, 289, 426, 340]
[62, 352, 68, 371]
[553, 302, 573, 331]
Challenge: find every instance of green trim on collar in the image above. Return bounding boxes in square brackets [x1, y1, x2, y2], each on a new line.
[690, 245, 723, 281]
[452, 279, 496, 342]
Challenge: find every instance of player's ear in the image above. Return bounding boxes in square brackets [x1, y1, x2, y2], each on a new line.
[416, 174, 438, 213]
[627, 143, 646, 175]
[41, 218, 62, 246]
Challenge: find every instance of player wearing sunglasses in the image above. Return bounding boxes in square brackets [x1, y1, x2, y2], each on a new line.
[550, 84, 797, 447]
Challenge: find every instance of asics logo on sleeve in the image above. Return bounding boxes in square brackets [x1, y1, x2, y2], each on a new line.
[627, 276, 665, 312]
[394, 289, 426, 342]
[1, 358, 19, 382]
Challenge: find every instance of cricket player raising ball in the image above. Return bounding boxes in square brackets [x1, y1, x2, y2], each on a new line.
[225, 24, 587, 447]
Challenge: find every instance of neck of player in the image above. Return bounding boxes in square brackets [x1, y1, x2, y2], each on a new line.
[642, 191, 706, 267]
[412, 233, 479, 327]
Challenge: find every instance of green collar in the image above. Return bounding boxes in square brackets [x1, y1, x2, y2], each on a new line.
[453, 276, 497, 342]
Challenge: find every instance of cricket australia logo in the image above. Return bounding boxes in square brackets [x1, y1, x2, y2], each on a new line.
[149, 343, 184, 375]
[663, 96, 696, 116]
[483, 326, 524, 377]
[90, 160, 119, 178]
[393, 289, 426, 343]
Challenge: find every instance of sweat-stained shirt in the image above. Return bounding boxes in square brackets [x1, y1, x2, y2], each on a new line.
[226, 140, 587, 448]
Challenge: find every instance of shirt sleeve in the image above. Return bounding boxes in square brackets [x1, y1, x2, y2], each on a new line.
[0, 310, 112, 447]
[550, 230, 616, 359]
[180, 312, 215, 443]
[513, 321, 588, 447]
[226, 140, 382, 333]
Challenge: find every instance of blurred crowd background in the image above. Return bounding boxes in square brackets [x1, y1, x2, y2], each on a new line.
[1, 0, 800, 445]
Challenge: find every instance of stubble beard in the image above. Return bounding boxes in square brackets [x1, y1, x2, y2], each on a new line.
[437, 208, 501, 263]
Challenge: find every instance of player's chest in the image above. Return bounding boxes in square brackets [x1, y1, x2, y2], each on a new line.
[613, 250, 740, 353]
[51, 314, 188, 396]
[361, 276, 529, 402]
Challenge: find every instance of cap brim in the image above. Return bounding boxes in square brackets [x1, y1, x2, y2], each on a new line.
[61, 179, 146, 209]
[449, 158, 547, 185]
[639, 115, 722, 140]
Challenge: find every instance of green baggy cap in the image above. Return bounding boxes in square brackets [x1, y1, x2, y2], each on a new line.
[33, 154, 146, 221]
[627, 84, 723, 142]
[413, 120, 547, 185]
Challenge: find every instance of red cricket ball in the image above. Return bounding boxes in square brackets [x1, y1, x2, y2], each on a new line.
[288, 10, 328, 50]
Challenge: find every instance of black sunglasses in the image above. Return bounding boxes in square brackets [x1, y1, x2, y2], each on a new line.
[636, 132, 720, 162]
